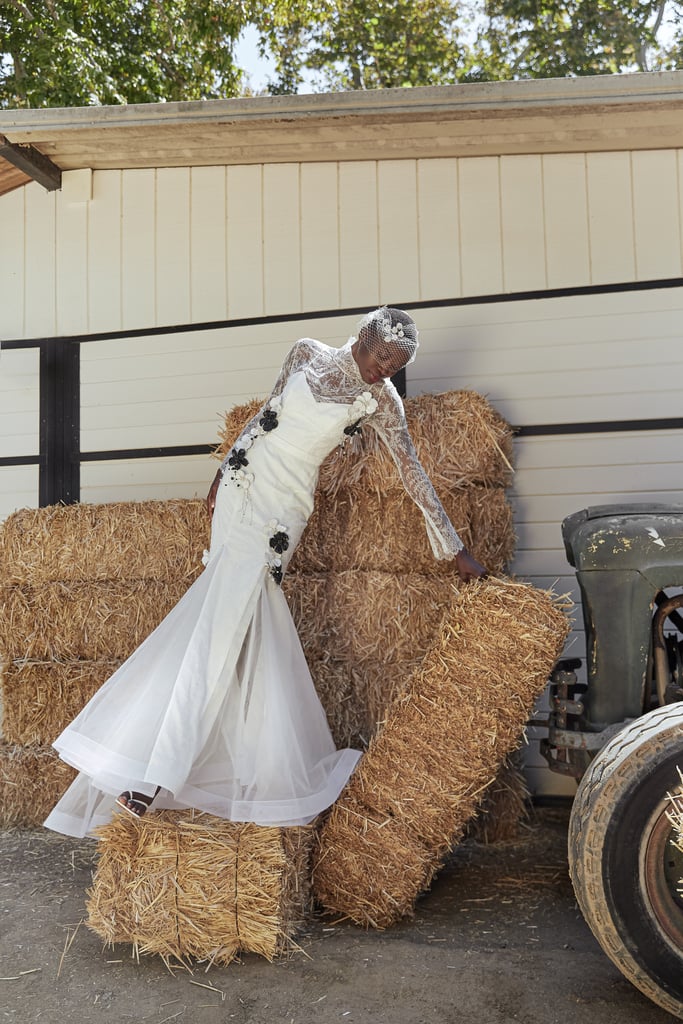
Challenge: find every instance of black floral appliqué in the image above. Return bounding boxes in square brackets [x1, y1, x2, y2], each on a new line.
[343, 419, 363, 437]
[269, 531, 289, 555]
[265, 522, 290, 585]
[259, 408, 279, 432]
[228, 447, 249, 470]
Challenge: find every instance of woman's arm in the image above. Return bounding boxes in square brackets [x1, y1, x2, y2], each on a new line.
[368, 386, 487, 580]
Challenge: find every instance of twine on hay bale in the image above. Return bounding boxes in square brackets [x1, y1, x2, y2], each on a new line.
[0, 743, 76, 827]
[0, 501, 209, 587]
[86, 810, 314, 966]
[0, 579, 191, 662]
[312, 577, 569, 927]
[216, 390, 513, 496]
[1, 660, 119, 746]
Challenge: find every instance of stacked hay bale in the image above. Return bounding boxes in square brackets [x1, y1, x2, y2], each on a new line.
[217, 389, 516, 749]
[312, 578, 570, 927]
[87, 810, 314, 966]
[0, 501, 209, 826]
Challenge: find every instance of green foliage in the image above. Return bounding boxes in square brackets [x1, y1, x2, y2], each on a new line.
[1, 0, 682, 107]
[0, 0, 247, 107]
[467, 0, 683, 79]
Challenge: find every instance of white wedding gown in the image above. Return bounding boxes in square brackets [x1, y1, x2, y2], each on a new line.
[45, 339, 463, 838]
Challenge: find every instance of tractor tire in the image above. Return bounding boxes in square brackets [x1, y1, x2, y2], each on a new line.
[568, 702, 683, 1019]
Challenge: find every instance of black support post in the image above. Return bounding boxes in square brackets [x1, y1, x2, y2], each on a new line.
[39, 341, 80, 505]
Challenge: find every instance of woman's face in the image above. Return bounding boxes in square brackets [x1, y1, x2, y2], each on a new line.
[353, 337, 407, 386]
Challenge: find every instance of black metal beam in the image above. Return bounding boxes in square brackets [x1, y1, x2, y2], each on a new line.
[39, 341, 80, 505]
[0, 134, 62, 191]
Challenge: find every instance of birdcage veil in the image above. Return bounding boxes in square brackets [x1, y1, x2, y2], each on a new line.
[356, 307, 419, 369]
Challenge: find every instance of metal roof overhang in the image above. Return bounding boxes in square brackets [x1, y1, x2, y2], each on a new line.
[1, 71, 682, 195]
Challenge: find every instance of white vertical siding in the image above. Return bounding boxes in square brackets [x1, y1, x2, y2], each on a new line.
[458, 156, 504, 296]
[226, 164, 263, 318]
[190, 166, 228, 323]
[338, 161, 379, 306]
[122, 169, 156, 329]
[89, 170, 123, 333]
[632, 150, 682, 280]
[500, 155, 546, 292]
[23, 185, 57, 337]
[417, 158, 460, 301]
[156, 168, 191, 326]
[56, 185, 88, 334]
[300, 163, 340, 311]
[377, 160, 419, 302]
[586, 152, 636, 285]
[263, 164, 301, 315]
[0, 187, 25, 339]
[542, 154, 590, 288]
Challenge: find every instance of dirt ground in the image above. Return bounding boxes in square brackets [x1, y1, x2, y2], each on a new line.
[0, 805, 675, 1024]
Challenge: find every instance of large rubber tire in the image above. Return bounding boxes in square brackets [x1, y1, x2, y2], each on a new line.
[568, 703, 683, 1019]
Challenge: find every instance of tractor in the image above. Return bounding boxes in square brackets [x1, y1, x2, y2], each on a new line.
[535, 503, 683, 1019]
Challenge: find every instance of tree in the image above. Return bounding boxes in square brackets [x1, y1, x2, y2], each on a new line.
[259, 0, 471, 92]
[465, 0, 683, 79]
[0, 0, 248, 107]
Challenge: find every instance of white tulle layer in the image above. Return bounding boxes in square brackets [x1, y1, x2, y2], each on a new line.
[45, 547, 360, 837]
[45, 373, 362, 838]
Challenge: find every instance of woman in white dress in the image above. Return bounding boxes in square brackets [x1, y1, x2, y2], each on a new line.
[44, 307, 485, 838]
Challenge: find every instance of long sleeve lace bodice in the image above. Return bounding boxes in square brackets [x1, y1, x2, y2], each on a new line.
[220, 337, 464, 561]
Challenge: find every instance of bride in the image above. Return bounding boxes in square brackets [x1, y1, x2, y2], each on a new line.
[44, 307, 485, 838]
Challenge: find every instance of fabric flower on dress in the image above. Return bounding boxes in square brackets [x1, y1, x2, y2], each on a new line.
[265, 520, 289, 584]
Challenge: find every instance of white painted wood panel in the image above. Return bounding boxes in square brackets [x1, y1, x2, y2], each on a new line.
[586, 152, 636, 285]
[542, 153, 590, 288]
[0, 349, 39, 457]
[226, 164, 263, 318]
[81, 456, 211, 504]
[122, 169, 156, 329]
[378, 160, 419, 303]
[24, 184, 56, 337]
[0, 188, 25, 339]
[338, 162, 379, 306]
[56, 186, 88, 335]
[417, 158, 460, 301]
[190, 166, 228, 322]
[0, 466, 38, 522]
[300, 163, 340, 312]
[263, 164, 301, 315]
[500, 155, 546, 292]
[89, 170, 122, 332]
[458, 156, 503, 296]
[631, 150, 682, 280]
[156, 168, 191, 326]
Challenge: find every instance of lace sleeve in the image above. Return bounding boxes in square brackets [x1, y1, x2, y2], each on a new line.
[368, 385, 464, 561]
[219, 339, 313, 475]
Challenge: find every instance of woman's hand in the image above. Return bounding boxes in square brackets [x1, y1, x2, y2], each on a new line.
[455, 548, 488, 582]
[206, 470, 222, 519]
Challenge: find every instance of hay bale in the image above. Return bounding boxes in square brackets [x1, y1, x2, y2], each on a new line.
[289, 486, 514, 576]
[325, 571, 454, 666]
[1, 661, 118, 745]
[307, 655, 421, 749]
[464, 754, 530, 844]
[0, 743, 76, 827]
[0, 501, 209, 587]
[0, 579, 191, 662]
[86, 809, 314, 966]
[312, 577, 569, 927]
[216, 391, 513, 496]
